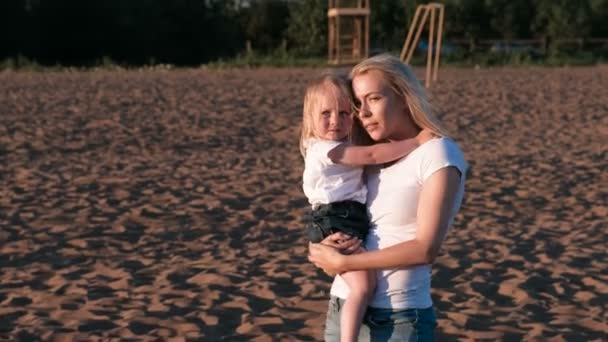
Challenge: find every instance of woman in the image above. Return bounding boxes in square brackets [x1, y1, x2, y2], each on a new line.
[308, 54, 467, 341]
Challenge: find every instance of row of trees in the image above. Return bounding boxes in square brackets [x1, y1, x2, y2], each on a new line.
[1, 0, 607, 66]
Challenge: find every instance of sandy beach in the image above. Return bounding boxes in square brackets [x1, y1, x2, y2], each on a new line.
[0, 66, 606, 341]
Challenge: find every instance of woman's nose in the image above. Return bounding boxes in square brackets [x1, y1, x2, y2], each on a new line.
[358, 104, 371, 118]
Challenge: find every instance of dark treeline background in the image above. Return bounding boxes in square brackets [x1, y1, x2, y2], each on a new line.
[1, 0, 607, 66]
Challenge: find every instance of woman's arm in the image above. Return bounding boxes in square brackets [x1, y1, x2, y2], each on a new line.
[327, 130, 433, 166]
[308, 166, 462, 274]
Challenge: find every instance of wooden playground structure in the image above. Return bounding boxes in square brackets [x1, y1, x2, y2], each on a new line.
[327, 0, 370, 65]
[400, 3, 445, 87]
[328, 1, 445, 87]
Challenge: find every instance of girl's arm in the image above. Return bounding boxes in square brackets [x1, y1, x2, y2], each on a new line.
[308, 166, 462, 274]
[328, 130, 433, 166]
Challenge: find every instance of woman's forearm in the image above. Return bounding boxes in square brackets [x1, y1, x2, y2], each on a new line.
[341, 239, 433, 272]
[306, 168, 461, 276]
[341, 167, 461, 273]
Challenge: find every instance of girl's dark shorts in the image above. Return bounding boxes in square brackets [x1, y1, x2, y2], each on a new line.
[306, 200, 370, 243]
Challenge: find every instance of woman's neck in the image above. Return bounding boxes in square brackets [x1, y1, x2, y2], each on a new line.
[387, 116, 421, 141]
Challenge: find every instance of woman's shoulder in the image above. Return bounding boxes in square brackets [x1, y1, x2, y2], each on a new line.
[416, 137, 467, 178]
[419, 136, 464, 157]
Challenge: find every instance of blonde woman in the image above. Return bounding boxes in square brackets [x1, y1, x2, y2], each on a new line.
[299, 72, 429, 342]
[308, 54, 468, 341]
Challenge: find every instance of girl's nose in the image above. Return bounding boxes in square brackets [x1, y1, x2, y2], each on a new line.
[329, 113, 339, 125]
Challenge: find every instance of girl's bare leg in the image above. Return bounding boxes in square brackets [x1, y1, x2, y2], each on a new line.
[338, 261, 376, 342]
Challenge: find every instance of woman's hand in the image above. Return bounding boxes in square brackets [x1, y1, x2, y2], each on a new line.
[308, 243, 344, 276]
[319, 232, 362, 254]
[308, 232, 361, 276]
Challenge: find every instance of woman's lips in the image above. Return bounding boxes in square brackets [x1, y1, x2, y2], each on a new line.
[365, 123, 379, 131]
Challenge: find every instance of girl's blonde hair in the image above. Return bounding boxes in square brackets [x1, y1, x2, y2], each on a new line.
[299, 72, 354, 157]
[350, 54, 449, 137]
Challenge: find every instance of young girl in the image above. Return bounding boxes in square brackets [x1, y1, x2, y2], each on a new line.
[300, 72, 429, 342]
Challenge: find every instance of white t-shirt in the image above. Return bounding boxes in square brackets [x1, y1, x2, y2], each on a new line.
[330, 137, 468, 309]
[302, 139, 367, 207]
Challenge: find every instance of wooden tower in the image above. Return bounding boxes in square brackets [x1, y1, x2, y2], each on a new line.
[327, 0, 370, 65]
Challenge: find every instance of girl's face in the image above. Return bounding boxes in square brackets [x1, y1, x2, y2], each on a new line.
[312, 89, 353, 141]
[352, 70, 410, 141]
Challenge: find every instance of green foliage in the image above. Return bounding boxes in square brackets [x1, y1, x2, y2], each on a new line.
[589, 0, 608, 37]
[485, 0, 533, 40]
[206, 49, 326, 69]
[370, 0, 408, 51]
[0, 0, 244, 66]
[442, 0, 492, 47]
[1, 0, 607, 68]
[0, 54, 42, 71]
[285, 0, 327, 57]
[533, 0, 592, 54]
[240, 0, 290, 52]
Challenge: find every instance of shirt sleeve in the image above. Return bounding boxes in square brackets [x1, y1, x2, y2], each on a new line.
[307, 139, 345, 165]
[420, 138, 468, 182]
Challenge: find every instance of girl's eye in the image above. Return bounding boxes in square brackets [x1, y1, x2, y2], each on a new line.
[321, 110, 330, 116]
[339, 111, 350, 117]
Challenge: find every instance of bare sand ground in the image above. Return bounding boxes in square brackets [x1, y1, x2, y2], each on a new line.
[0, 66, 606, 341]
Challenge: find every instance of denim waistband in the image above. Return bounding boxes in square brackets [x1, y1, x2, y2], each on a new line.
[330, 295, 434, 315]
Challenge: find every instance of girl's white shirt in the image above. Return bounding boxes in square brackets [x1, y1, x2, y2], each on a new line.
[302, 138, 367, 208]
[330, 137, 468, 309]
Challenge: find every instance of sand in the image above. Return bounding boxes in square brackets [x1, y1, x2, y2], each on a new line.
[0, 66, 606, 341]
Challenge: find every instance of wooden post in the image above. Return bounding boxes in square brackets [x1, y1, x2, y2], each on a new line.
[336, 12, 341, 63]
[364, 0, 369, 58]
[354, 17, 361, 59]
[400, 3, 445, 87]
[401, 5, 423, 61]
[426, 7, 435, 87]
[328, 17, 334, 61]
[433, 5, 444, 82]
[246, 40, 252, 55]
[327, 0, 370, 64]
[405, 7, 430, 64]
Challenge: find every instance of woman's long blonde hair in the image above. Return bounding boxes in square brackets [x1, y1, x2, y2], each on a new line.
[350, 54, 449, 137]
[299, 72, 354, 157]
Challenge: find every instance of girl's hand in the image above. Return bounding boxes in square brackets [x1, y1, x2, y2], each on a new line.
[320, 232, 362, 255]
[417, 129, 435, 144]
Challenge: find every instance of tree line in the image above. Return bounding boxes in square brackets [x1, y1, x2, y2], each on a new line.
[1, 0, 607, 66]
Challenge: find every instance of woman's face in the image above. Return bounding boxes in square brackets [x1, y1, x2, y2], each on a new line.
[352, 70, 409, 141]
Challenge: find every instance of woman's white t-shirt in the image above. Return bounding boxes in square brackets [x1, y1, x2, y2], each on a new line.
[302, 139, 367, 207]
[329, 137, 467, 309]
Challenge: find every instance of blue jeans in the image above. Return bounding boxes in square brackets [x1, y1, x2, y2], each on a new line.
[324, 296, 437, 341]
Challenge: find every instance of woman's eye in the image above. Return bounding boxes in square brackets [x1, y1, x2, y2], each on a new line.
[369, 96, 380, 102]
